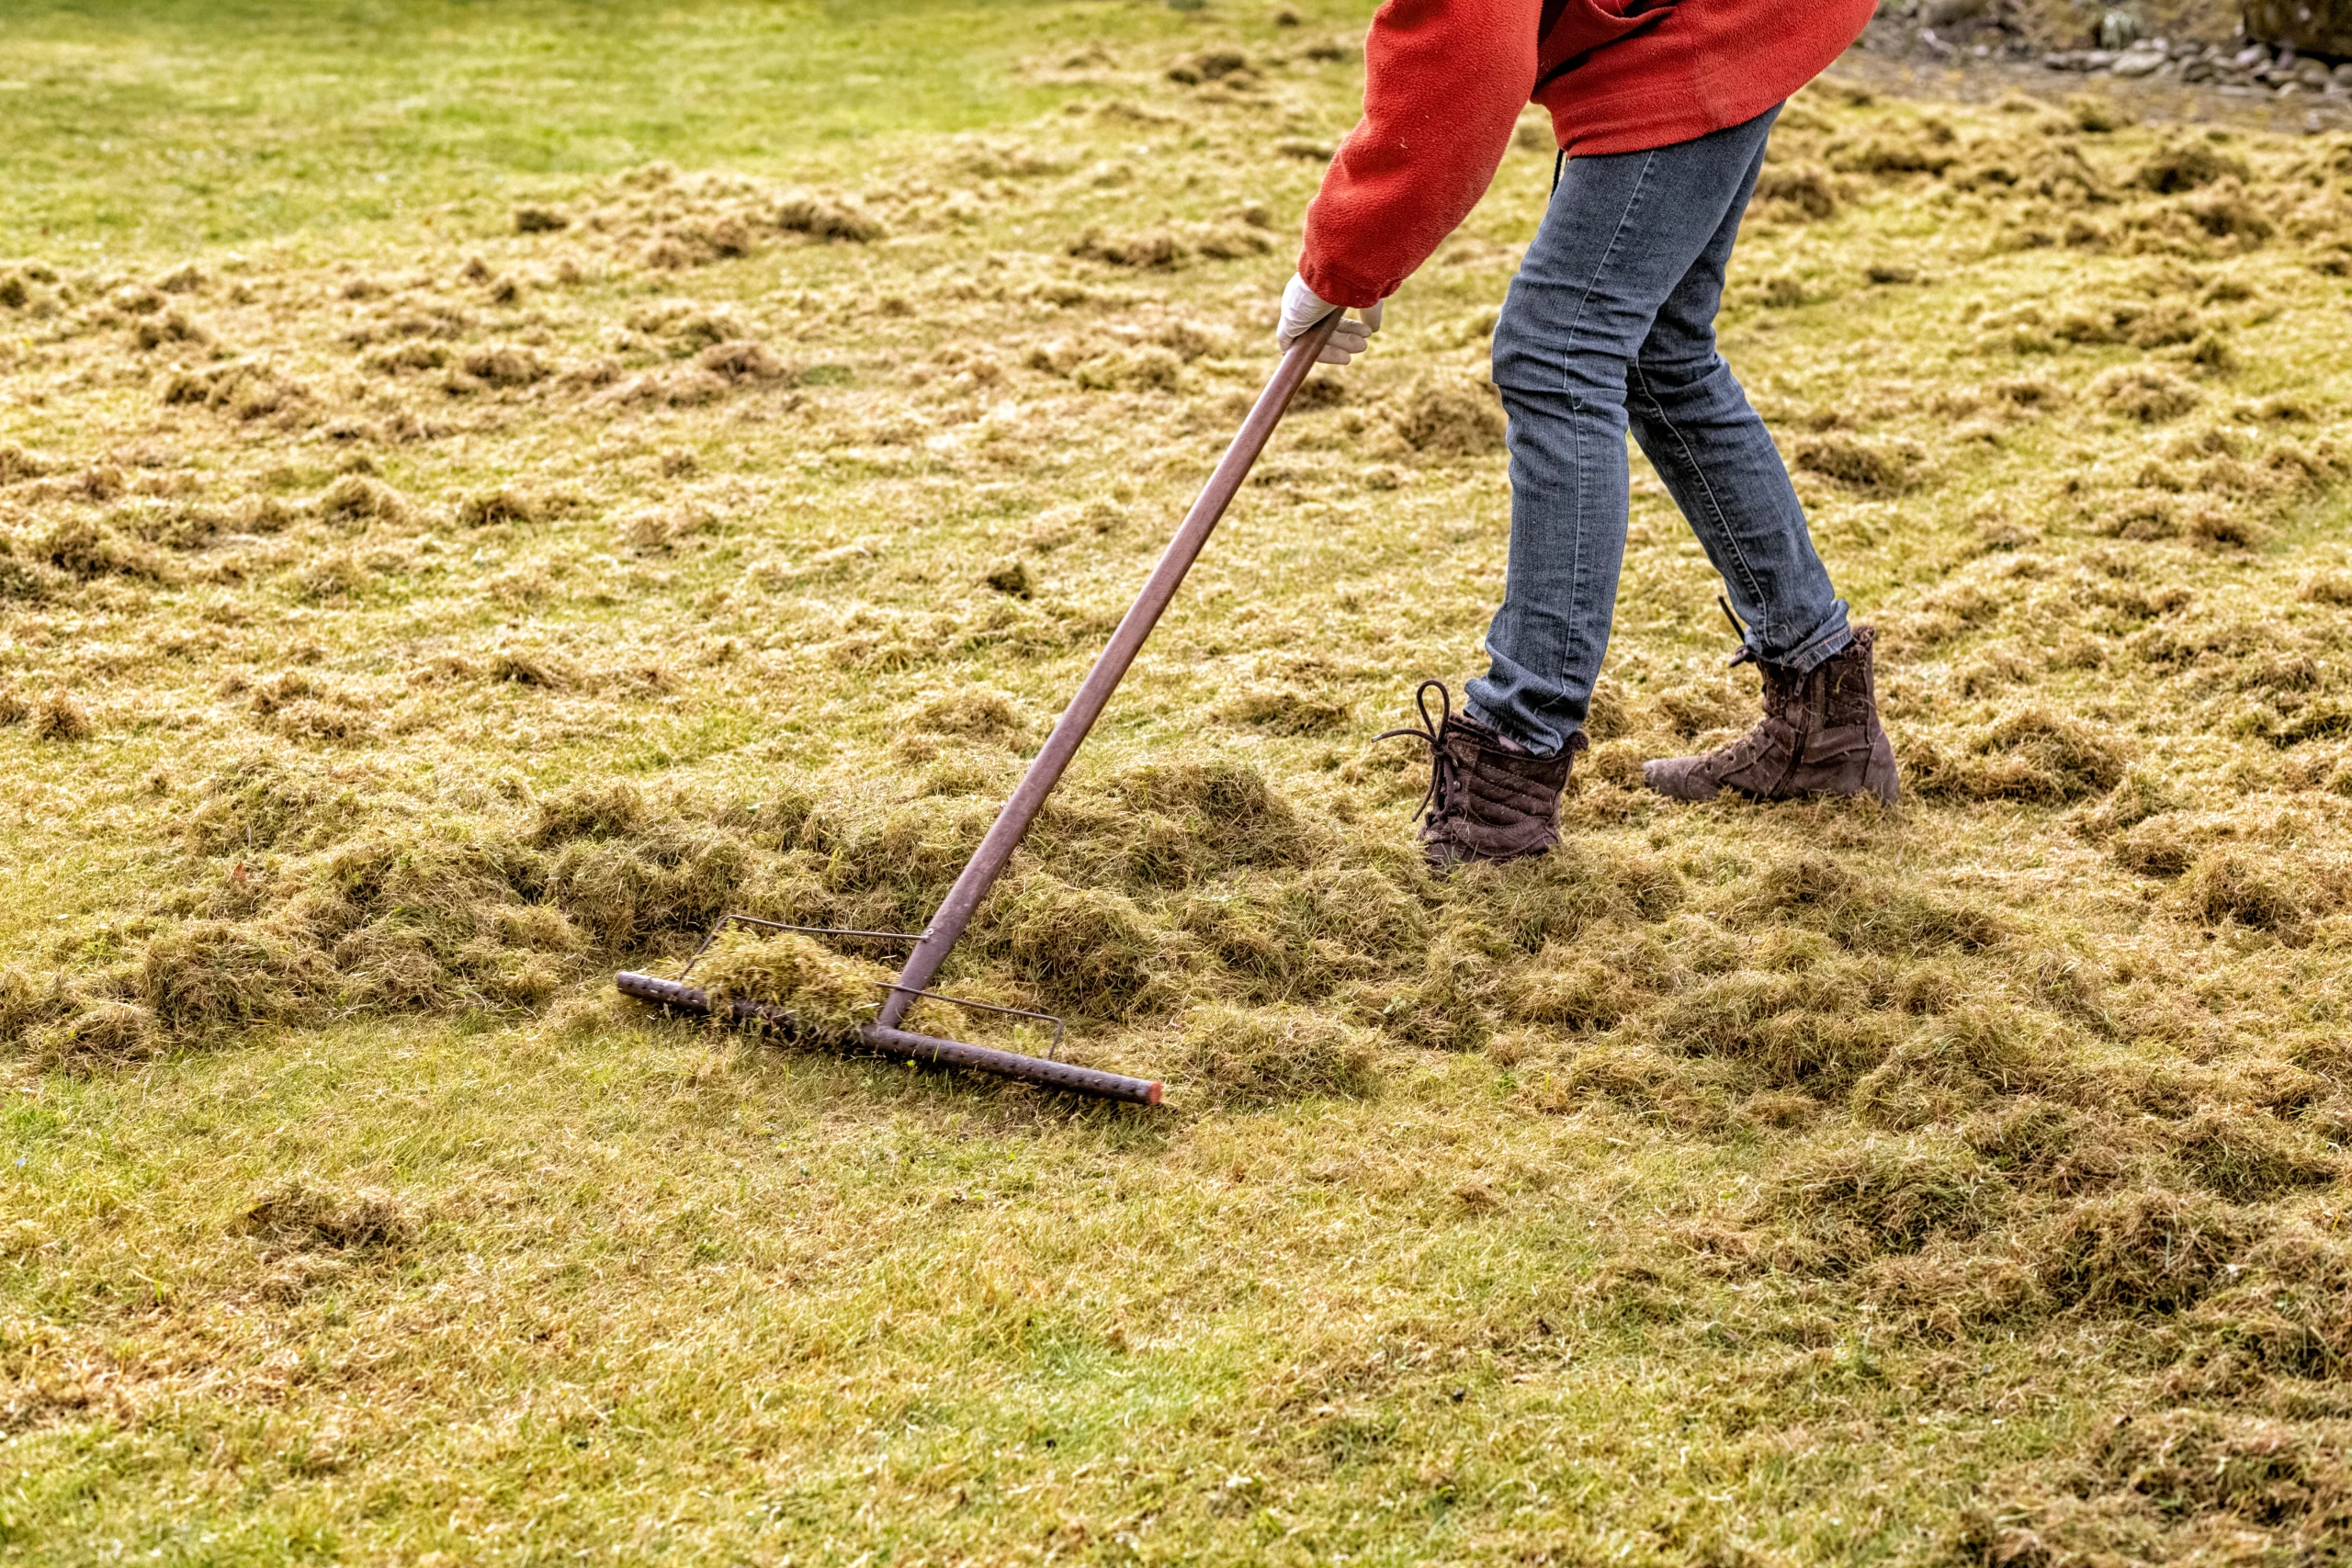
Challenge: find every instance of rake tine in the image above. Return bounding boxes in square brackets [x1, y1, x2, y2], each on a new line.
[613, 970, 1160, 1104]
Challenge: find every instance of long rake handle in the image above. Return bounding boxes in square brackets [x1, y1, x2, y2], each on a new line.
[871, 311, 1343, 1031]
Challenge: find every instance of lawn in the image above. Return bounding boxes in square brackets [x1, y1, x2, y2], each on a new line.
[2, 2, 2350, 1562]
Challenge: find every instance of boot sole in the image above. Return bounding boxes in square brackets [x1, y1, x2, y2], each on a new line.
[1641, 761, 1900, 807]
[1421, 840, 1558, 873]
[1641, 761, 1720, 802]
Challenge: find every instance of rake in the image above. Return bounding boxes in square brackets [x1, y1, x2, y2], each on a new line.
[616, 312, 1345, 1105]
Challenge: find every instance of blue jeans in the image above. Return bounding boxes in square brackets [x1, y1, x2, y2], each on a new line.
[1464, 106, 1850, 757]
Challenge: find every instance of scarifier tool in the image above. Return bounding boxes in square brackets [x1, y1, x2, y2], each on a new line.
[615, 313, 1346, 1105]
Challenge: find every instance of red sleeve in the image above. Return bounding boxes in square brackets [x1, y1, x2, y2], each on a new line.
[1297, 0, 1540, 309]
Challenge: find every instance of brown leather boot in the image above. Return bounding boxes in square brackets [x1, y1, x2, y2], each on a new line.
[1644, 626, 1900, 805]
[1380, 681, 1584, 870]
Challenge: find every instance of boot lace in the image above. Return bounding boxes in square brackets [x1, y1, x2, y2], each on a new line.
[1375, 679, 1460, 830]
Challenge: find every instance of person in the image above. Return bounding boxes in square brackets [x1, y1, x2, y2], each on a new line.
[1278, 0, 1900, 870]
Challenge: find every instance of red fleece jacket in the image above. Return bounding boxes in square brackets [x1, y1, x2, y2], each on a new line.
[1297, 0, 1876, 307]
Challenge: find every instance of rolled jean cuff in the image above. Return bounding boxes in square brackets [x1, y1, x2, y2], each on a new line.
[1460, 697, 1563, 759]
[1757, 600, 1853, 674]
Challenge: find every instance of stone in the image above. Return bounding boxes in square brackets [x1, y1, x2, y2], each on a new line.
[2242, 0, 2352, 57]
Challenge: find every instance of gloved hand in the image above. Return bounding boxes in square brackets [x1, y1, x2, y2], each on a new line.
[1276, 274, 1384, 366]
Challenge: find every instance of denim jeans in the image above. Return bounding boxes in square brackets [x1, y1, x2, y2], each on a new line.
[1463, 105, 1850, 757]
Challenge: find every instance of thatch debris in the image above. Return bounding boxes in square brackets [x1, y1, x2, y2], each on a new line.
[694, 931, 879, 1045]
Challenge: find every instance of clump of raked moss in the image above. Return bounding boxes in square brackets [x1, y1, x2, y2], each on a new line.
[693, 931, 882, 1044]
[1171, 1003, 1381, 1108]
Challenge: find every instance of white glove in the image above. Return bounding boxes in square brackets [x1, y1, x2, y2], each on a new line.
[1276, 274, 1384, 366]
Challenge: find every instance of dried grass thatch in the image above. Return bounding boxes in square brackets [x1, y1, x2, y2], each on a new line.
[695, 930, 879, 1045]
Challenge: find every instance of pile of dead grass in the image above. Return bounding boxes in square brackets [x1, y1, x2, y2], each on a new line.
[242, 1179, 416, 1253]
[1909, 705, 2132, 802]
[1392, 376, 1505, 457]
[1169, 1003, 1381, 1108]
[694, 930, 879, 1044]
